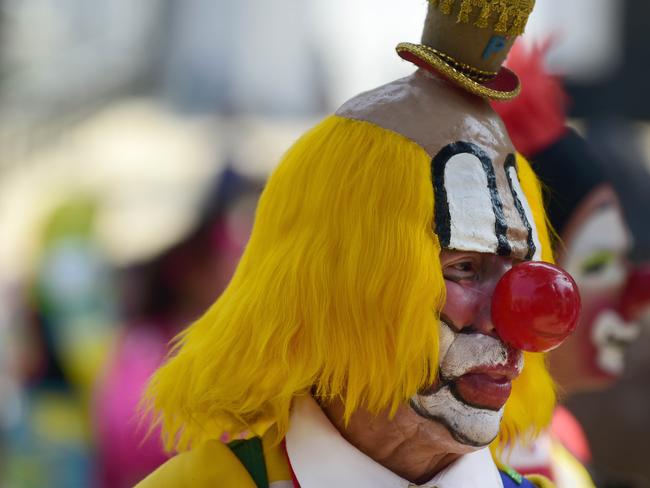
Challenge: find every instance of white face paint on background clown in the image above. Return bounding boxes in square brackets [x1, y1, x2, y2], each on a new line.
[410, 144, 541, 447]
[554, 188, 640, 388]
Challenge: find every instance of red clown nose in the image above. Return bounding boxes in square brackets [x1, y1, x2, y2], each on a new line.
[619, 264, 650, 322]
[491, 262, 581, 353]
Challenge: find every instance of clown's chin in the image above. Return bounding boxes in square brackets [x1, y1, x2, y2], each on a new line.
[410, 386, 504, 447]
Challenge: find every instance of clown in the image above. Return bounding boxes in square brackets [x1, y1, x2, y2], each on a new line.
[492, 43, 650, 486]
[136, 2, 580, 487]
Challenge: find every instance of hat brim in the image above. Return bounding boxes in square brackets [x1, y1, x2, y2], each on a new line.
[396, 43, 520, 101]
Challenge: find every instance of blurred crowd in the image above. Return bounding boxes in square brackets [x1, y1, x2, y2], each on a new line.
[0, 1, 650, 487]
[0, 168, 264, 488]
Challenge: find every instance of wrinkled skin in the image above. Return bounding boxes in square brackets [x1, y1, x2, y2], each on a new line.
[321, 250, 522, 484]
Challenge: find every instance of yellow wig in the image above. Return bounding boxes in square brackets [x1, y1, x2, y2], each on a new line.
[144, 115, 555, 453]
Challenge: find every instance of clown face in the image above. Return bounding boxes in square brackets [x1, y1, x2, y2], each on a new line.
[550, 186, 640, 390]
[337, 70, 567, 449]
[409, 139, 545, 447]
[411, 252, 525, 447]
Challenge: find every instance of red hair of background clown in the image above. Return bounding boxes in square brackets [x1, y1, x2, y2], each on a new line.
[491, 40, 569, 158]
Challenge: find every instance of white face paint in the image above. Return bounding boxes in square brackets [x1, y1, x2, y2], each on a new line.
[445, 153, 499, 255]
[410, 322, 524, 447]
[561, 203, 638, 379]
[411, 386, 504, 447]
[564, 206, 629, 291]
[435, 144, 541, 261]
[439, 331, 512, 380]
[591, 310, 640, 376]
[506, 165, 542, 261]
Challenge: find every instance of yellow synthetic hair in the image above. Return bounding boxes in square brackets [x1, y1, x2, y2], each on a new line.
[145, 115, 444, 451]
[144, 116, 555, 454]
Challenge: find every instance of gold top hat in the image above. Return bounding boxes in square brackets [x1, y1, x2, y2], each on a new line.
[397, 0, 535, 100]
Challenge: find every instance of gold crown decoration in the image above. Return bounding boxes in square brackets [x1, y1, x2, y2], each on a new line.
[396, 0, 536, 100]
[430, 0, 535, 36]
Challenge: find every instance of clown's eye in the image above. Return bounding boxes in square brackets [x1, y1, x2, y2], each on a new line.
[454, 262, 474, 272]
[444, 259, 479, 282]
[581, 250, 616, 275]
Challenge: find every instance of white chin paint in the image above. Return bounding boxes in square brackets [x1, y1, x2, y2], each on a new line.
[591, 310, 640, 375]
[441, 332, 512, 380]
[438, 322, 523, 381]
[410, 322, 522, 447]
[411, 386, 504, 447]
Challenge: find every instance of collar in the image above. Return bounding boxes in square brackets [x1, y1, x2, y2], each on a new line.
[285, 396, 504, 488]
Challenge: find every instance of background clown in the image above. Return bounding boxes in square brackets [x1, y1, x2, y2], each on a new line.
[136, 2, 580, 487]
[492, 43, 650, 487]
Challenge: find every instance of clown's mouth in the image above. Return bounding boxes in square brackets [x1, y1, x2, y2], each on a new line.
[420, 357, 522, 411]
[591, 311, 640, 375]
[416, 322, 524, 408]
[410, 323, 526, 447]
[452, 367, 517, 410]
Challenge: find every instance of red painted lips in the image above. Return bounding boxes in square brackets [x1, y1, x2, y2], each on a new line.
[452, 354, 522, 410]
[454, 373, 512, 410]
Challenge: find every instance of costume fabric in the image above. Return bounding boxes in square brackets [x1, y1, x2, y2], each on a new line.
[136, 395, 551, 488]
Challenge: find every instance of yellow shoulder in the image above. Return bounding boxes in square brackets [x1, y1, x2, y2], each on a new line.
[134, 440, 257, 488]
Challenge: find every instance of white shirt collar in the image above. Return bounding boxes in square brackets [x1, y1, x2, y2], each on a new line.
[285, 396, 504, 488]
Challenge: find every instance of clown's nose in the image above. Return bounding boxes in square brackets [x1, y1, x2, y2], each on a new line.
[491, 262, 581, 353]
[619, 264, 650, 322]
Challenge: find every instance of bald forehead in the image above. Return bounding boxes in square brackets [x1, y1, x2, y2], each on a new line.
[336, 69, 514, 160]
[335, 70, 541, 262]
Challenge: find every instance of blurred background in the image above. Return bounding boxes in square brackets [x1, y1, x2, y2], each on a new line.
[0, 1, 649, 487]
